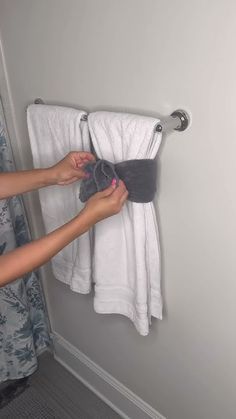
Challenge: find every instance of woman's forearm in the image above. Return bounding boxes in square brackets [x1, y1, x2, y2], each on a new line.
[0, 210, 94, 287]
[0, 151, 96, 199]
[0, 178, 128, 287]
[0, 169, 56, 199]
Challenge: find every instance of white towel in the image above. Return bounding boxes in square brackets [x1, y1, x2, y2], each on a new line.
[88, 111, 163, 335]
[27, 104, 92, 293]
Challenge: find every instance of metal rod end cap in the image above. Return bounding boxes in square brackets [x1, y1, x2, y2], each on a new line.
[171, 109, 190, 131]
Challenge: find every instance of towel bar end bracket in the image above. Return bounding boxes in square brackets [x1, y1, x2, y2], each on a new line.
[34, 98, 44, 105]
[156, 109, 190, 132]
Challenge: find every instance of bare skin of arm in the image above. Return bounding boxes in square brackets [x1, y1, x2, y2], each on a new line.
[0, 151, 95, 199]
[0, 151, 128, 286]
[0, 182, 128, 287]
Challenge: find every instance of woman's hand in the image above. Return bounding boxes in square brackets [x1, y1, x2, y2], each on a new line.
[49, 151, 95, 186]
[82, 179, 128, 224]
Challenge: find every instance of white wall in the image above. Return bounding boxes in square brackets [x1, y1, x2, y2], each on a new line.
[0, 1, 236, 418]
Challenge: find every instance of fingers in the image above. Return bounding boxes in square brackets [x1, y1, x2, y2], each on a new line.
[96, 179, 126, 197]
[67, 168, 85, 179]
[111, 181, 129, 209]
[111, 180, 127, 197]
[71, 151, 95, 160]
[79, 152, 96, 162]
[69, 151, 96, 168]
[120, 189, 129, 206]
[101, 179, 128, 195]
[84, 178, 129, 222]
[95, 184, 116, 198]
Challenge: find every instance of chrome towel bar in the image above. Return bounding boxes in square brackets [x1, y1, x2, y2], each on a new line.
[32, 98, 190, 133]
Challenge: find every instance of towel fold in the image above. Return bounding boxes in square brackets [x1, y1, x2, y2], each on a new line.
[88, 111, 162, 335]
[79, 158, 157, 203]
[79, 159, 119, 202]
[27, 104, 92, 293]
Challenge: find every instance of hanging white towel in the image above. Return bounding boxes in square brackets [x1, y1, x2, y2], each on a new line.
[27, 104, 92, 293]
[88, 111, 162, 335]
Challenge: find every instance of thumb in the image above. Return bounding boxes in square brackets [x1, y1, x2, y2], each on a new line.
[97, 181, 117, 198]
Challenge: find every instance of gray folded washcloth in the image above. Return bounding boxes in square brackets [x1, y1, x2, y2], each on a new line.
[79, 158, 157, 203]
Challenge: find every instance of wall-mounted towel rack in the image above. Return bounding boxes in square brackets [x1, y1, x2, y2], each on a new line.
[32, 98, 190, 133]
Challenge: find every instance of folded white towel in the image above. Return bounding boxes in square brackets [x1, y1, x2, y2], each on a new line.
[88, 111, 162, 335]
[27, 104, 92, 293]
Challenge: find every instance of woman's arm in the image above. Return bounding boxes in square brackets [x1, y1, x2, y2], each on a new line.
[0, 169, 56, 199]
[0, 151, 95, 199]
[0, 181, 128, 287]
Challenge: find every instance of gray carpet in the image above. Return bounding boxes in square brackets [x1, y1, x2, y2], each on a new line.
[0, 351, 121, 419]
[0, 386, 57, 418]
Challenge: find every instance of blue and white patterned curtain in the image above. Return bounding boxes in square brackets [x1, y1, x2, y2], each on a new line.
[0, 97, 49, 382]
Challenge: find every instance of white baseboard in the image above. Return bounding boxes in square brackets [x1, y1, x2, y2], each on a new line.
[51, 331, 166, 419]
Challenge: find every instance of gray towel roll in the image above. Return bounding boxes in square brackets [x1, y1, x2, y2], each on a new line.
[79, 159, 157, 203]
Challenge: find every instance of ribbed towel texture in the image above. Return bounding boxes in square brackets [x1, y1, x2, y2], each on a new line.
[88, 112, 162, 335]
[27, 105, 92, 293]
[27, 107, 162, 335]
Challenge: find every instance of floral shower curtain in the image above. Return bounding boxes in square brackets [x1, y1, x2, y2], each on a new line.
[0, 97, 49, 382]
